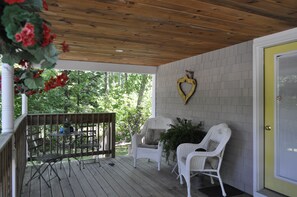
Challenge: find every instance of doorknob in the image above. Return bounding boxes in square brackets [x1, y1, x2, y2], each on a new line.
[265, 125, 272, 131]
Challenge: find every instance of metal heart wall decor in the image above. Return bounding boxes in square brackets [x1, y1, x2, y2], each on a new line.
[177, 71, 197, 104]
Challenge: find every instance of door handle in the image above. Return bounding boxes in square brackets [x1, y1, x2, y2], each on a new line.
[265, 125, 272, 131]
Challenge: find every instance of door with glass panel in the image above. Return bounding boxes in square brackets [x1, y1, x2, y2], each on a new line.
[264, 42, 297, 196]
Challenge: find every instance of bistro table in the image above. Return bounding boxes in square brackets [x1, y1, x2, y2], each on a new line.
[50, 131, 81, 177]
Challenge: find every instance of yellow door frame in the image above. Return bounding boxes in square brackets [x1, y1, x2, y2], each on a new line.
[253, 27, 297, 197]
[264, 42, 297, 196]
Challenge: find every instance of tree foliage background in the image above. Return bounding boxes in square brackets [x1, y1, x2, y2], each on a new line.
[3, 69, 152, 141]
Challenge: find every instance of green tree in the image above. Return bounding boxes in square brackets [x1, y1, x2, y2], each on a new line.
[25, 70, 152, 142]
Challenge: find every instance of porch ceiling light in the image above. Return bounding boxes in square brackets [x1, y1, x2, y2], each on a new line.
[115, 49, 124, 53]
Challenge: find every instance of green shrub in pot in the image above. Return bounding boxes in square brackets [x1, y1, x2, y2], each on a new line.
[160, 117, 205, 161]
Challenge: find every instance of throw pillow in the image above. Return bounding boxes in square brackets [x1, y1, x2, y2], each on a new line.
[206, 139, 220, 169]
[207, 140, 219, 152]
[144, 129, 165, 145]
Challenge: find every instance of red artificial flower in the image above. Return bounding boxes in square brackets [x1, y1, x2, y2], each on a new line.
[41, 23, 56, 47]
[61, 41, 69, 52]
[43, 0, 48, 11]
[15, 23, 36, 47]
[14, 76, 20, 82]
[18, 59, 30, 68]
[44, 77, 55, 92]
[26, 90, 37, 96]
[56, 73, 68, 87]
[44, 72, 69, 92]
[14, 87, 19, 94]
[15, 33, 22, 42]
[33, 70, 44, 78]
[4, 0, 25, 4]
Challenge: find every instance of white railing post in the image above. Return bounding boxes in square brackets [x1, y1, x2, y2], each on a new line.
[22, 94, 28, 115]
[22, 94, 30, 160]
[1, 62, 16, 197]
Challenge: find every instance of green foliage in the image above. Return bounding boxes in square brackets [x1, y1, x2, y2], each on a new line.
[160, 117, 205, 161]
[116, 106, 147, 142]
[0, 69, 152, 140]
[0, 2, 58, 68]
[25, 70, 152, 142]
[24, 77, 44, 89]
[2, 5, 41, 41]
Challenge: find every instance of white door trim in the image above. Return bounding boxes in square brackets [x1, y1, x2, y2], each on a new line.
[253, 27, 297, 197]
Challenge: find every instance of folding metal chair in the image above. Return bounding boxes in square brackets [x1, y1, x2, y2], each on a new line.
[26, 134, 63, 187]
[79, 129, 101, 169]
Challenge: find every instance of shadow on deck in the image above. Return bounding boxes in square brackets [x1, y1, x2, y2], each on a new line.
[21, 156, 250, 197]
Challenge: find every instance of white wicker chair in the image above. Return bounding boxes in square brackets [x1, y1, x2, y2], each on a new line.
[177, 123, 231, 197]
[132, 116, 174, 171]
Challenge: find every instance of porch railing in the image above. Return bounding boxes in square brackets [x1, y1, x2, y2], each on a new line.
[14, 115, 27, 197]
[0, 112, 115, 197]
[0, 115, 27, 197]
[0, 132, 13, 197]
[26, 113, 116, 159]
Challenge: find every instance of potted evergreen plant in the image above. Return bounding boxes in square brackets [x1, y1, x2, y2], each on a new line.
[160, 117, 205, 161]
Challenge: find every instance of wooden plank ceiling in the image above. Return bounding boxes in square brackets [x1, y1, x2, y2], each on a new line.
[43, 0, 297, 66]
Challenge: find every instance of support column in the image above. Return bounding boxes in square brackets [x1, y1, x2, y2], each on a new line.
[1, 63, 16, 197]
[1, 63, 14, 133]
[151, 74, 156, 118]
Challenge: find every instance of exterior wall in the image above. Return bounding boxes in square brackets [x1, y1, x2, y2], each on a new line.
[156, 41, 253, 194]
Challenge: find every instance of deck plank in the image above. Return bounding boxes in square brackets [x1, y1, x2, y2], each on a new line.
[86, 163, 120, 197]
[21, 156, 250, 197]
[62, 161, 86, 197]
[68, 161, 97, 197]
[90, 160, 131, 197]
[28, 165, 42, 197]
[21, 166, 32, 197]
[99, 159, 144, 197]
[115, 157, 177, 197]
[108, 158, 159, 197]
[73, 161, 108, 197]
[56, 163, 75, 197]
[114, 158, 163, 197]
[40, 166, 52, 197]
[131, 158, 191, 195]
[129, 157, 207, 197]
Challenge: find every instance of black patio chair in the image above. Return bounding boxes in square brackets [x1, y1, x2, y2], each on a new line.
[26, 134, 63, 187]
[79, 129, 101, 169]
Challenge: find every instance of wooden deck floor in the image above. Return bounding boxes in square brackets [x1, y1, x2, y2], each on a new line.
[21, 156, 250, 197]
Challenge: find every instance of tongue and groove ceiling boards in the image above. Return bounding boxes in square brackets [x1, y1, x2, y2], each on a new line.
[43, 0, 297, 66]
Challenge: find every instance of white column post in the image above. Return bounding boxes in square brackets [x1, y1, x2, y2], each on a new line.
[1, 63, 16, 197]
[151, 74, 156, 118]
[1, 63, 14, 133]
[22, 94, 28, 114]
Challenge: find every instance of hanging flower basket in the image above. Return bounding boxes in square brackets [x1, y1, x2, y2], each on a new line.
[0, 0, 70, 94]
